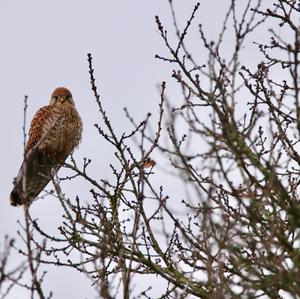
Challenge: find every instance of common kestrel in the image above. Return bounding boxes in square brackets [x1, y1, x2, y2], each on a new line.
[10, 87, 82, 206]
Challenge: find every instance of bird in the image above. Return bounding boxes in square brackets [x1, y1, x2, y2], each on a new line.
[10, 87, 82, 206]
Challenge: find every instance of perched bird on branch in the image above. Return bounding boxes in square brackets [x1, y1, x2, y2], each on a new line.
[10, 87, 82, 206]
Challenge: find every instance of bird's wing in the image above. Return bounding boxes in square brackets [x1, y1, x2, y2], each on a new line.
[10, 105, 62, 206]
[26, 105, 60, 152]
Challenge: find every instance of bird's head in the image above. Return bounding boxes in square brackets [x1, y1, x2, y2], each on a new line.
[50, 87, 75, 107]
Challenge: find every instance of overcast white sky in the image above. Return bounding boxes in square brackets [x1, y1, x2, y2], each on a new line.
[0, 1, 276, 298]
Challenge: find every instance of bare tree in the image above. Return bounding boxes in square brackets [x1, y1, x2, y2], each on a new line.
[8, 0, 300, 298]
[0, 236, 28, 299]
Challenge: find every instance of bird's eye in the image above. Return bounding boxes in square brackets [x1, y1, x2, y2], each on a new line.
[66, 95, 73, 101]
[53, 96, 58, 100]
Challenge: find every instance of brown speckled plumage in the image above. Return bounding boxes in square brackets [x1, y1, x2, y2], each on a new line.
[10, 87, 82, 206]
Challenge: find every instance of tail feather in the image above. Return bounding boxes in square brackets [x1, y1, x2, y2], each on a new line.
[10, 188, 23, 206]
[9, 149, 60, 206]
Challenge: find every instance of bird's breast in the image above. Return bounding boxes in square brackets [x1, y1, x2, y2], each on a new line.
[40, 107, 82, 162]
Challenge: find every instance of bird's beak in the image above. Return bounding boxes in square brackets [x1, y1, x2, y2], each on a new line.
[59, 95, 72, 104]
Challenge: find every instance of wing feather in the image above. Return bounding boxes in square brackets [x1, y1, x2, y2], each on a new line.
[10, 105, 62, 206]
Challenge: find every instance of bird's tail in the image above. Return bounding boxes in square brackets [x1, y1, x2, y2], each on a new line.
[9, 150, 58, 207]
[10, 162, 28, 206]
[10, 186, 23, 206]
